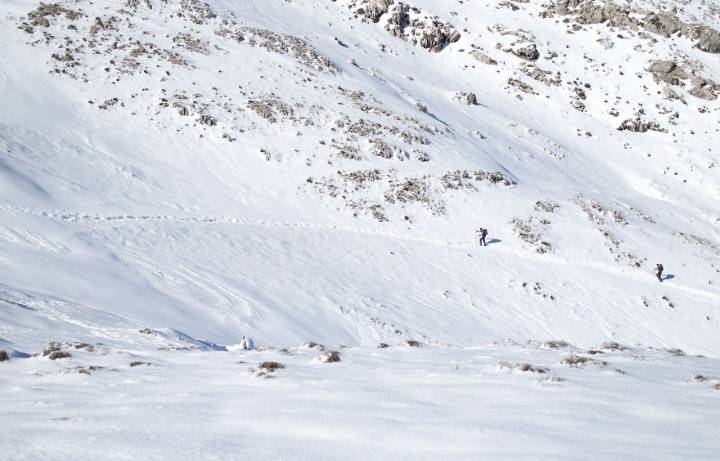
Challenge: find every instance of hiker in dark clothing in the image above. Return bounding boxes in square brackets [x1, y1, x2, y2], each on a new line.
[478, 228, 488, 246]
[656, 263, 664, 282]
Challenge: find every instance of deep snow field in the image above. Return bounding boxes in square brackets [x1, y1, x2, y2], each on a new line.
[2, 342, 720, 460]
[1, 0, 720, 458]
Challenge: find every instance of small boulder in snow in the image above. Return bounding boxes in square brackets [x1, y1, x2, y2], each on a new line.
[318, 351, 341, 363]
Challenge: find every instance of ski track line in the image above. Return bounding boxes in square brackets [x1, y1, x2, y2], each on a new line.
[2, 202, 719, 301]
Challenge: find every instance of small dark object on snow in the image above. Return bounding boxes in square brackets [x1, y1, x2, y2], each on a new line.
[377, 343, 389, 349]
[656, 263, 664, 281]
[129, 361, 150, 367]
[48, 351, 71, 360]
[0, 350, 9, 362]
[259, 361, 284, 370]
[600, 341, 626, 351]
[666, 348, 685, 357]
[561, 354, 608, 367]
[43, 342, 71, 360]
[517, 363, 549, 373]
[303, 341, 325, 351]
[319, 351, 341, 363]
[405, 340, 420, 347]
[543, 340, 570, 349]
[79, 365, 103, 375]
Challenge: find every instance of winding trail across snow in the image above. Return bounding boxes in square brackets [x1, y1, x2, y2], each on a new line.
[2, 201, 718, 303]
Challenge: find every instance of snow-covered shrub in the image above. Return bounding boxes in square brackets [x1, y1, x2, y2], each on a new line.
[561, 354, 608, 367]
[517, 363, 549, 373]
[534, 200, 560, 213]
[319, 351, 341, 363]
[542, 340, 570, 349]
[303, 341, 325, 351]
[498, 361, 549, 373]
[599, 341, 626, 351]
[42, 342, 71, 360]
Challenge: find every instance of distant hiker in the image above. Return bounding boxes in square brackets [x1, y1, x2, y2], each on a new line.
[240, 336, 255, 351]
[477, 228, 488, 246]
[655, 263, 664, 282]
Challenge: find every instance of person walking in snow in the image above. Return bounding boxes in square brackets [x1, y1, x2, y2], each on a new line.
[655, 263, 664, 282]
[477, 228, 488, 247]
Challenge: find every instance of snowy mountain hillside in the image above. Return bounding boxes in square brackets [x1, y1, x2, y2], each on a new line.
[1, 0, 718, 353]
[2, 0, 720, 457]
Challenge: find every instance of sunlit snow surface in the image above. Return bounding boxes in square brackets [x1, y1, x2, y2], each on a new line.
[2, 343, 720, 460]
[1, 0, 719, 457]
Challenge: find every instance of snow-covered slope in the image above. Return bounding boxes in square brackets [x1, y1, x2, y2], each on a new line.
[1, 0, 718, 353]
[0, 0, 719, 456]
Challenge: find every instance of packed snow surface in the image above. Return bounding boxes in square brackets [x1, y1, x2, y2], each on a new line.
[1, 0, 719, 458]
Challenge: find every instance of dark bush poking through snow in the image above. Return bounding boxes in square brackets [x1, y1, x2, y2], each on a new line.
[561, 354, 608, 367]
[0, 350, 9, 362]
[319, 351, 341, 363]
[498, 361, 549, 373]
[42, 342, 71, 360]
[599, 341, 626, 351]
[517, 363, 548, 373]
[542, 340, 570, 349]
[259, 361, 284, 371]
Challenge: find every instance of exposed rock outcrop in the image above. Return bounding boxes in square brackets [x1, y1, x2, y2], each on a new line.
[509, 43, 539, 61]
[643, 12, 683, 36]
[469, 49, 498, 65]
[646, 60, 719, 100]
[508, 78, 537, 95]
[385, 3, 461, 52]
[553, 1, 720, 54]
[686, 25, 720, 54]
[574, 1, 637, 28]
[617, 118, 667, 133]
[689, 77, 719, 101]
[356, 0, 393, 23]
[647, 61, 688, 85]
[350, 0, 460, 52]
[521, 64, 561, 86]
